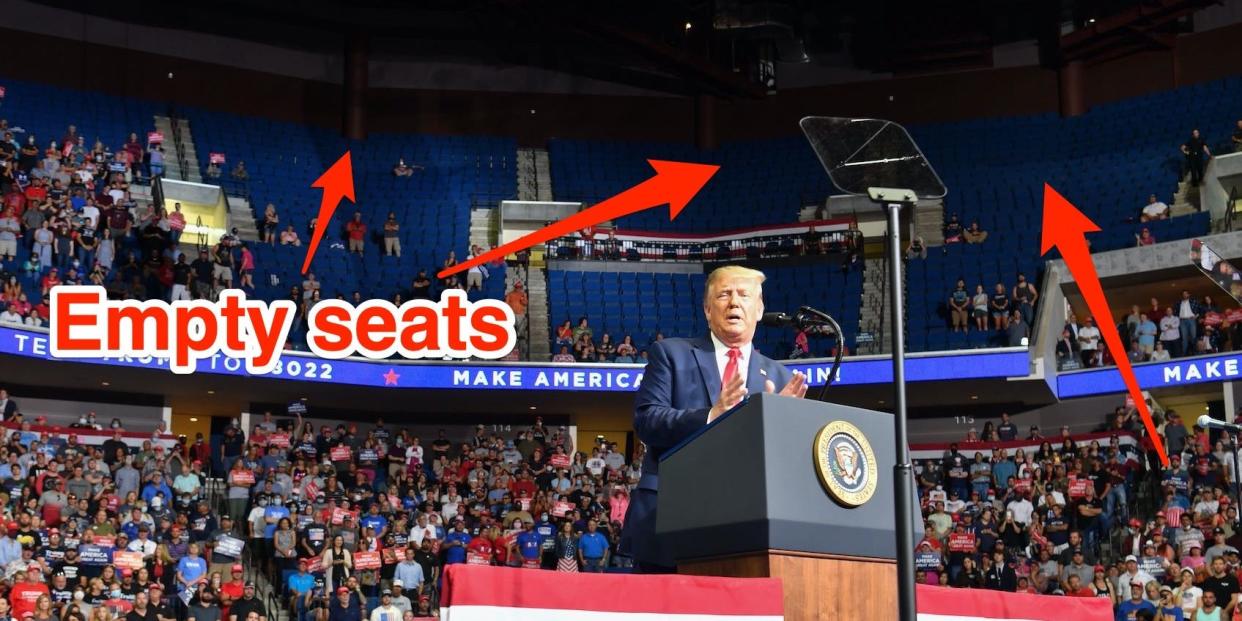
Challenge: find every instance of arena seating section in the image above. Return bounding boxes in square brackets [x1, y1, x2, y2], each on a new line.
[188, 109, 513, 342]
[3, 72, 1239, 357]
[547, 266, 862, 357]
[548, 136, 835, 232]
[549, 79, 1238, 354]
[0, 78, 159, 307]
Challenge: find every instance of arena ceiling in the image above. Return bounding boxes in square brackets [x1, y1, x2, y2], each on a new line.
[29, 0, 1213, 96]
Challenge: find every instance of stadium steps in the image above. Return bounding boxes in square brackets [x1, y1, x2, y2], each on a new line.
[469, 208, 495, 249]
[173, 117, 203, 183]
[528, 267, 551, 360]
[858, 258, 889, 354]
[1171, 179, 1200, 217]
[152, 116, 183, 180]
[229, 195, 261, 242]
[533, 148, 553, 201]
[913, 200, 945, 247]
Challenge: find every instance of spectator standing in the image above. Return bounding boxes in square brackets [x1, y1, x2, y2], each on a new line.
[1138, 313, 1158, 356]
[383, 213, 400, 257]
[1078, 317, 1101, 367]
[991, 283, 1011, 331]
[1012, 273, 1037, 327]
[345, 213, 366, 256]
[1006, 310, 1029, 347]
[949, 279, 970, 333]
[1176, 291, 1201, 358]
[972, 285, 989, 332]
[1160, 308, 1182, 357]
[1182, 129, 1211, 186]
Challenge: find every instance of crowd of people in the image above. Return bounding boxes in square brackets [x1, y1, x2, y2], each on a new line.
[916, 402, 1242, 620]
[1055, 291, 1234, 371]
[551, 318, 650, 364]
[944, 275, 1039, 346]
[0, 389, 637, 621]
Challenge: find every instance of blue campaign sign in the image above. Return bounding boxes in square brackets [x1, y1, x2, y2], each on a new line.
[1057, 351, 1242, 398]
[77, 544, 113, 566]
[3, 326, 1030, 391]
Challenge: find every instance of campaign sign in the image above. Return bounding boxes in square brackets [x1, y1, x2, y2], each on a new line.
[353, 550, 381, 570]
[947, 533, 976, 553]
[517, 498, 531, 511]
[113, 550, 144, 571]
[465, 552, 490, 566]
[306, 555, 322, 573]
[147, 132, 164, 144]
[288, 402, 308, 415]
[1068, 478, 1090, 499]
[78, 544, 113, 566]
[268, 433, 291, 449]
[231, 471, 255, 486]
[915, 552, 942, 570]
[1012, 479, 1031, 494]
[215, 535, 245, 557]
[381, 548, 398, 565]
[331, 508, 351, 525]
[209, 152, 226, 165]
[549, 454, 571, 469]
[551, 501, 573, 518]
[330, 446, 352, 462]
[93, 536, 116, 548]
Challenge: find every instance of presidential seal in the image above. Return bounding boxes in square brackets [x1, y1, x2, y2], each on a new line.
[813, 420, 878, 507]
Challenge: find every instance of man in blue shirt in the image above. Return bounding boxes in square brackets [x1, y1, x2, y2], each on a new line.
[175, 542, 208, 594]
[263, 496, 290, 539]
[515, 521, 542, 567]
[359, 506, 387, 539]
[990, 449, 1016, 493]
[1115, 581, 1155, 621]
[286, 559, 315, 612]
[442, 520, 471, 565]
[392, 550, 424, 591]
[577, 519, 610, 573]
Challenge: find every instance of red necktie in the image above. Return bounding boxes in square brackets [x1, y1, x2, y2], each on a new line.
[722, 347, 741, 386]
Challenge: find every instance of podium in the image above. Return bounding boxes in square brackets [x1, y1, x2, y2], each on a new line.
[657, 393, 921, 621]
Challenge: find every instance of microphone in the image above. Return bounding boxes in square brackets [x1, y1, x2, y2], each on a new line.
[1197, 414, 1242, 432]
[760, 312, 796, 328]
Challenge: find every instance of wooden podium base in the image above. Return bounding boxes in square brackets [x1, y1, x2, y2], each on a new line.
[678, 549, 897, 621]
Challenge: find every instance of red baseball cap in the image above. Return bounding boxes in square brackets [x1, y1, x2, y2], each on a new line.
[336, 587, 349, 594]
[231, 564, 243, 572]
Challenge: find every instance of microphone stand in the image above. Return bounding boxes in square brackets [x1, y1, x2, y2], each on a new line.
[796, 306, 845, 401]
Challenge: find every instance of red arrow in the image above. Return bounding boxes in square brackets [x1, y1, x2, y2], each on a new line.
[438, 159, 720, 278]
[1041, 183, 1169, 467]
[301, 151, 356, 275]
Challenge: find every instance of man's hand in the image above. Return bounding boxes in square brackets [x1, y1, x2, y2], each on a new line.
[765, 370, 808, 398]
[708, 372, 747, 423]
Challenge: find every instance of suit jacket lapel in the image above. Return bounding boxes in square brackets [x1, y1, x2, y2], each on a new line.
[746, 348, 767, 396]
[692, 336, 720, 405]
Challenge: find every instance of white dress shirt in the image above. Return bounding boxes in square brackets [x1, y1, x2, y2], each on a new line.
[709, 333, 753, 385]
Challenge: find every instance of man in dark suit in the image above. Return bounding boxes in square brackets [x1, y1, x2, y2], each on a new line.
[0, 389, 16, 421]
[621, 265, 808, 572]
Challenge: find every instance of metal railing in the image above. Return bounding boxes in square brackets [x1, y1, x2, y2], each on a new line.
[546, 229, 863, 263]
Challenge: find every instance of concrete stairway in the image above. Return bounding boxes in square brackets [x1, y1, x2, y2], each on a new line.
[152, 116, 181, 180]
[913, 199, 945, 246]
[857, 256, 891, 355]
[516, 149, 537, 201]
[533, 148, 552, 201]
[172, 117, 202, 183]
[229, 196, 261, 242]
[1171, 179, 1200, 217]
[526, 261, 551, 360]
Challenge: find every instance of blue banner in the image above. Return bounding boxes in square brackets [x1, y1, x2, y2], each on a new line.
[1, 326, 1030, 392]
[1057, 352, 1242, 398]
